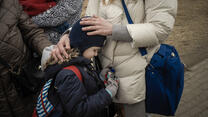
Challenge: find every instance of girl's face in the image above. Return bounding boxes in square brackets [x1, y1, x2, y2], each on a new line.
[83, 47, 101, 59]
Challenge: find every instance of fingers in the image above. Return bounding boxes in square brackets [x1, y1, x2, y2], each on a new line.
[81, 25, 109, 36]
[81, 16, 98, 21]
[80, 21, 100, 28]
[60, 34, 70, 49]
[80, 16, 112, 36]
[100, 68, 110, 78]
[82, 25, 105, 36]
[82, 25, 100, 31]
[108, 77, 119, 87]
[51, 53, 58, 62]
[51, 45, 64, 62]
[65, 39, 70, 50]
[87, 30, 103, 36]
[57, 43, 69, 59]
[51, 46, 58, 62]
[80, 17, 101, 26]
[57, 43, 66, 54]
[92, 15, 98, 18]
[57, 34, 70, 59]
[54, 45, 64, 62]
[102, 68, 111, 75]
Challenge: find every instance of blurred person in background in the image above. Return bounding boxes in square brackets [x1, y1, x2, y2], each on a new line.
[0, 0, 70, 116]
[19, 0, 83, 44]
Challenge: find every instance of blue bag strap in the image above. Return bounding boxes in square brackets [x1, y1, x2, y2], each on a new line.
[121, 0, 133, 24]
[121, 0, 147, 56]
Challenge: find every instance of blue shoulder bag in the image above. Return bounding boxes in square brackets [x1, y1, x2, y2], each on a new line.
[121, 0, 184, 116]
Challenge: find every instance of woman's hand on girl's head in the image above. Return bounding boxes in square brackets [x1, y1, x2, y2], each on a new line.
[51, 34, 71, 62]
[80, 16, 113, 36]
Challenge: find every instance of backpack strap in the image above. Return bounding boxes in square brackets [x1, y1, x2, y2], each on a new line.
[36, 79, 54, 117]
[35, 65, 82, 117]
[64, 65, 83, 82]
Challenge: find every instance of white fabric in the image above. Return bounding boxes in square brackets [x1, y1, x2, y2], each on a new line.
[41, 45, 55, 70]
[85, 0, 177, 104]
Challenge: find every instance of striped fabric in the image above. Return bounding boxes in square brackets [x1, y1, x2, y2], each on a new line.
[35, 65, 82, 117]
[36, 79, 54, 117]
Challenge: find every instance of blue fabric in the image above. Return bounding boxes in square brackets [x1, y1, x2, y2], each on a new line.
[46, 57, 112, 117]
[69, 18, 106, 53]
[121, 0, 133, 24]
[53, 22, 70, 34]
[145, 44, 184, 116]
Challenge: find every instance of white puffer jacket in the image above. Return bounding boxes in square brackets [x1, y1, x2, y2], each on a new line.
[86, 0, 177, 104]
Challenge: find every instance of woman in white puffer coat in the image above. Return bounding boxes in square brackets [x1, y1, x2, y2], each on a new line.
[43, 0, 177, 116]
[79, 0, 177, 116]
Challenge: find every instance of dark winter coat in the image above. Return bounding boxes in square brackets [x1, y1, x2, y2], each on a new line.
[44, 56, 112, 117]
[0, 0, 51, 116]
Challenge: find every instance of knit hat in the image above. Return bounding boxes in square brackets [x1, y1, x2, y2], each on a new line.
[69, 18, 106, 53]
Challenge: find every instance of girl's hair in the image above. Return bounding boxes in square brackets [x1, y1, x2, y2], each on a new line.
[102, 0, 114, 5]
[42, 48, 80, 70]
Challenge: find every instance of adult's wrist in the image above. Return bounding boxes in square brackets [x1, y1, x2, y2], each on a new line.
[112, 24, 133, 41]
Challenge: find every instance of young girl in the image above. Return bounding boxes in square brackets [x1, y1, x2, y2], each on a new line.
[36, 19, 118, 117]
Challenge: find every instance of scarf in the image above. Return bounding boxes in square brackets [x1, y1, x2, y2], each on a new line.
[19, 0, 56, 16]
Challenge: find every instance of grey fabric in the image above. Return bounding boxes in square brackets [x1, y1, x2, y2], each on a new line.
[123, 100, 146, 117]
[105, 77, 118, 98]
[32, 0, 83, 44]
[41, 45, 55, 70]
[112, 25, 133, 42]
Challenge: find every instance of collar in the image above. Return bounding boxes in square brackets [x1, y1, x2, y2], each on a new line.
[44, 56, 91, 80]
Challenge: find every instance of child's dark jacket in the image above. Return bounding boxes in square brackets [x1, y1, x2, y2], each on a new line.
[44, 56, 112, 117]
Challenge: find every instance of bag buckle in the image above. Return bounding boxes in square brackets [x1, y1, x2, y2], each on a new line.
[146, 63, 155, 71]
[9, 66, 21, 75]
[149, 63, 155, 69]
[171, 52, 175, 57]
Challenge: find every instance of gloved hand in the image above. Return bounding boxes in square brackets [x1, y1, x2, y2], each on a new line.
[99, 68, 111, 86]
[105, 73, 119, 98]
